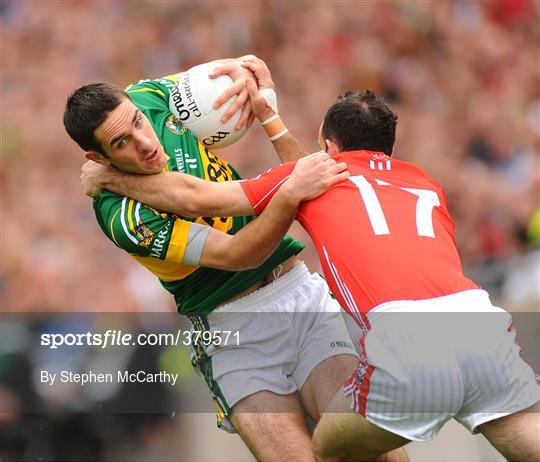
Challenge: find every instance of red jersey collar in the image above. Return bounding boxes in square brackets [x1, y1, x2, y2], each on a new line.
[341, 150, 390, 160]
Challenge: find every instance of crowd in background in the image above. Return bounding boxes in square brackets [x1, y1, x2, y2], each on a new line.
[3, 0, 539, 312]
[1, 1, 539, 460]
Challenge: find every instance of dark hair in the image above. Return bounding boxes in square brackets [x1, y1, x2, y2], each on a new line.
[321, 90, 398, 156]
[63, 83, 129, 156]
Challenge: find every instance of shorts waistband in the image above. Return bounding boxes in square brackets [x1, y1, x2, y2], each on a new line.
[207, 262, 311, 324]
[367, 289, 504, 321]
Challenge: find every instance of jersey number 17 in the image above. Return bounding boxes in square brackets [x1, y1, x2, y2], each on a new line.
[350, 175, 440, 238]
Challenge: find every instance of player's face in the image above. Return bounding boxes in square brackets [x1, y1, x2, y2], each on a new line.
[93, 98, 167, 174]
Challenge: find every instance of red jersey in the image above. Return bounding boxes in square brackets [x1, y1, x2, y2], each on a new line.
[241, 150, 478, 325]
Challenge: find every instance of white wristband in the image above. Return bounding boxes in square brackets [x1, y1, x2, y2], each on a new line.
[269, 129, 289, 141]
[259, 87, 278, 114]
[262, 114, 280, 125]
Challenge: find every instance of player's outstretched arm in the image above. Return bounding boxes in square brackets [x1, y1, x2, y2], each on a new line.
[81, 161, 254, 218]
[199, 152, 348, 271]
[243, 56, 309, 162]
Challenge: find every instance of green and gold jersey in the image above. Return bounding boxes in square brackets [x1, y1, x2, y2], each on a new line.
[93, 74, 304, 315]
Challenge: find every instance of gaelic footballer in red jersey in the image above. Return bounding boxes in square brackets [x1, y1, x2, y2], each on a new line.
[241, 90, 539, 462]
[241, 151, 479, 323]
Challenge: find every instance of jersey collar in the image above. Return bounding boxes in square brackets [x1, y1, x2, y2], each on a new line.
[335, 150, 390, 161]
[348, 150, 389, 158]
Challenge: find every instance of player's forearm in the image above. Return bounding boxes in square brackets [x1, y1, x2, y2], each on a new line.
[261, 115, 309, 162]
[189, 180, 255, 218]
[225, 188, 298, 270]
[102, 170, 253, 218]
[102, 170, 190, 215]
[270, 130, 309, 162]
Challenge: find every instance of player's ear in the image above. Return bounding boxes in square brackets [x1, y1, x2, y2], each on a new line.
[85, 151, 111, 166]
[325, 139, 340, 157]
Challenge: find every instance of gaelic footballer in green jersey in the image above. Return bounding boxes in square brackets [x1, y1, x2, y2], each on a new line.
[92, 74, 303, 315]
[64, 65, 364, 458]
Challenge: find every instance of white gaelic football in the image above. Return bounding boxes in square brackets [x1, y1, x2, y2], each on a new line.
[169, 62, 248, 149]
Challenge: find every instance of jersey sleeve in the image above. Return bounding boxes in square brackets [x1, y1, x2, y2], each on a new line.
[240, 162, 296, 215]
[93, 194, 210, 265]
[125, 73, 182, 113]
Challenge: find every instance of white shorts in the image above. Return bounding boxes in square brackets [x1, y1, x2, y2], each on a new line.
[189, 262, 358, 432]
[344, 289, 540, 442]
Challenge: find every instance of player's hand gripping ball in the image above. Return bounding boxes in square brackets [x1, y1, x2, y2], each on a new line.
[169, 62, 248, 150]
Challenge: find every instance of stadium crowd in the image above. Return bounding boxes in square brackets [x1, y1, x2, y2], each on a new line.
[3, 0, 539, 313]
[1, 1, 538, 460]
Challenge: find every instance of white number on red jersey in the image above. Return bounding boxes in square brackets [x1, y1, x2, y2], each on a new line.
[349, 175, 440, 238]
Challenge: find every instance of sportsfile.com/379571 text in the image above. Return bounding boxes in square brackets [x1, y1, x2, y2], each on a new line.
[40, 330, 240, 349]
